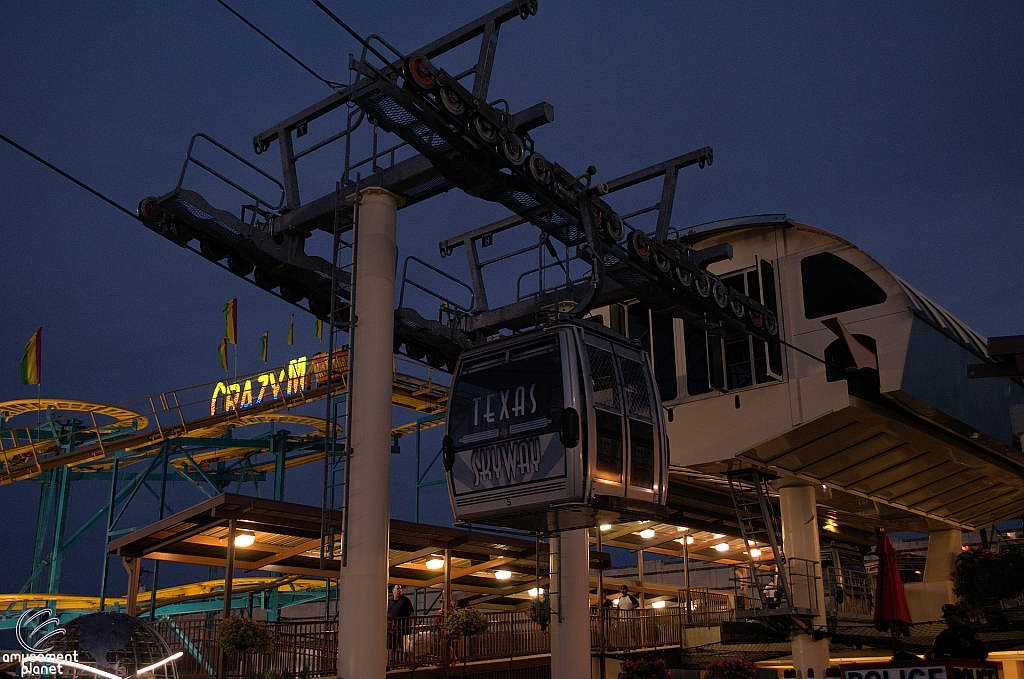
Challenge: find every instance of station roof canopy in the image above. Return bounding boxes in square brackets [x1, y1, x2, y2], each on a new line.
[108, 493, 547, 609]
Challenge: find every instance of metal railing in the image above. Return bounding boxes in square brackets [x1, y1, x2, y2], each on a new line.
[177, 133, 285, 219]
[154, 618, 336, 679]
[156, 596, 773, 678]
[824, 567, 875, 620]
[398, 255, 476, 323]
[593, 608, 682, 652]
[388, 610, 548, 670]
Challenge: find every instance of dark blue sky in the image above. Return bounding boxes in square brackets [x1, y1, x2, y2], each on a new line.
[0, 2, 1021, 596]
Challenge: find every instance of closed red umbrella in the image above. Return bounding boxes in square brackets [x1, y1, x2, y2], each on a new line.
[874, 534, 913, 645]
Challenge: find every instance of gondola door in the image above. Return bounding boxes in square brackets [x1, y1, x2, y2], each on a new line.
[583, 336, 629, 500]
[613, 342, 662, 503]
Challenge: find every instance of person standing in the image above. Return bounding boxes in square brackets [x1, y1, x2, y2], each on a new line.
[616, 584, 639, 610]
[387, 585, 415, 652]
[930, 604, 988, 660]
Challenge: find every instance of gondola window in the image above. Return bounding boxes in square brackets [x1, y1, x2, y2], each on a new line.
[447, 340, 566, 494]
[588, 344, 624, 482]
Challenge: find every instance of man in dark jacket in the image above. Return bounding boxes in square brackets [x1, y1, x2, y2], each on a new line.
[387, 585, 415, 651]
[930, 604, 988, 660]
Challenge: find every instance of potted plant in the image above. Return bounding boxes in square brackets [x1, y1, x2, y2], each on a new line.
[952, 547, 1024, 620]
[703, 657, 760, 679]
[528, 596, 550, 631]
[440, 607, 489, 641]
[218, 616, 275, 654]
[618, 657, 672, 679]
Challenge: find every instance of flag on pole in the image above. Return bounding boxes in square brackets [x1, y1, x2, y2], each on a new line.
[260, 332, 269, 362]
[20, 327, 41, 385]
[315, 318, 323, 339]
[218, 338, 229, 371]
[223, 298, 238, 345]
[287, 314, 294, 345]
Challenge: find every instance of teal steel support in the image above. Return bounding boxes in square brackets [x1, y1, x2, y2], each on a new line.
[98, 457, 119, 610]
[29, 473, 55, 593]
[273, 431, 286, 502]
[47, 464, 73, 593]
[266, 430, 287, 622]
[149, 442, 171, 619]
[413, 413, 446, 523]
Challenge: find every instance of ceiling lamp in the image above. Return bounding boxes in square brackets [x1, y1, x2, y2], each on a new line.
[425, 558, 445, 570]
[651, 600, 666, 609]
[599, 524, 612, 531]
[528, 588, 544, 597]
[713, 533, 725, 539]
[495, 570, 512, 580]
[234, 529, 255, 548]
[677, 526, 688, 532]
[686, 536, 694, 545]
[715, 543, 730, 552]
[640, 529, 656, 539]
[749, 548, 762, 558]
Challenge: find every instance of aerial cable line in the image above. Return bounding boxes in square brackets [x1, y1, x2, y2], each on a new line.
[214, 0, 344, 90]
[307, 0, 404, 77]
[0, 132, 138, 222]
[0, 135, 836, 373]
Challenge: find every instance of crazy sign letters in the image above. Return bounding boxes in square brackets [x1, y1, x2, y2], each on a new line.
[210, 357, 309, 416]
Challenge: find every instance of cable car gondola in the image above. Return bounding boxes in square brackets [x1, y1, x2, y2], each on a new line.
[443, 319, 670, 532]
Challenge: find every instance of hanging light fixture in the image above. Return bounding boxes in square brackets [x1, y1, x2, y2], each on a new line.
[426, 558, 445, 570]
[494, 570, 512, 580]
[234, 529, 255, 548]
[715, 543, 730, 552]
[599, 524, 612, 531]
[640, 529, 656, 539]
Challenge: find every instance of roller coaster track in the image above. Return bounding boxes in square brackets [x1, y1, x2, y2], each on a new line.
[0, 363, 448, 485]
[0, 576, 328, 624]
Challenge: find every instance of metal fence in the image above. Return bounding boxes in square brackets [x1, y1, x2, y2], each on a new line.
[388, 610, 549, 670]
[823, 567, 875, 620]
[154, 618, 336, 679]
[156, 596, 758, 678]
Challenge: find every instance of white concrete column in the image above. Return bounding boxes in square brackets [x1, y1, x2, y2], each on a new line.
[778, 479, 829, 679]
[550, 529, 592, 679]
[905, 527, 960, 621]
[336, 188, 402, 679]
[923, 529, 961, 583]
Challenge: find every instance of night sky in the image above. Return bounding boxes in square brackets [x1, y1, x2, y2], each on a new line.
[0, 2, 1021, 598]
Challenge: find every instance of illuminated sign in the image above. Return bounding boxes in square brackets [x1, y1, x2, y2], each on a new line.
[210, 357, 310, 416]
[210, 350, 349, 416]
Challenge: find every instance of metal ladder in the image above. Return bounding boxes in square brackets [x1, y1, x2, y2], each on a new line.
[319, 178, 359, 618]
[725, 469, 795, 616]
[544, 532, 562, 623]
